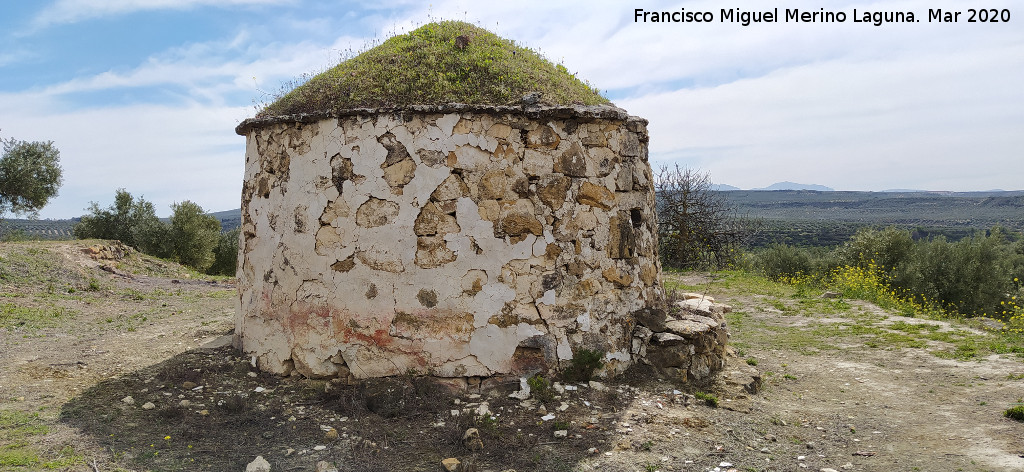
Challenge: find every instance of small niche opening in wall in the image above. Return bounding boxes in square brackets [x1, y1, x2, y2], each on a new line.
[630, 208, 643, 228]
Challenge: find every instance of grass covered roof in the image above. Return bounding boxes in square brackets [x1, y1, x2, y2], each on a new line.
[257, 21, 610, 117]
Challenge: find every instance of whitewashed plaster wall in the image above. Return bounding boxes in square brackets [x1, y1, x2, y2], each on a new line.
[235, 106, 663, 380]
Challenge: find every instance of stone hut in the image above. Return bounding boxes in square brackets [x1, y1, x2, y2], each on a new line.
[233, 22, 665, 383]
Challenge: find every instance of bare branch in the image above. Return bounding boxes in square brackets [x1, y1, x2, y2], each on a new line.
[655, 164, 759, 269]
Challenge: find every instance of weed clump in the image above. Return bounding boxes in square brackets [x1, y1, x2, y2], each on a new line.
[1005, 405, 1024, 422]
[694, 391, 719, 408]
[527, 374, 555, 404]
[561, 349, 604, 383]
[259, 21, 609, 117]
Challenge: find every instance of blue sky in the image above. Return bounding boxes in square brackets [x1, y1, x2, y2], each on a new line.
[1, 0, 1021, 219]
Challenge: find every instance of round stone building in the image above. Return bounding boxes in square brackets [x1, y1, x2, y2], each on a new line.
[234, 22, 664, 381]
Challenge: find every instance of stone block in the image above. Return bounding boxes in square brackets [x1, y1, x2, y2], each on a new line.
[576, 181, 614, 210]
[415, 202, 460, 236]
[554, 142, 588, 177]
[478, 170, 509, 200]
[431, 173, 469, 201]
[415, 235, 457, 268]
[608, 214, 636, 259]
[536, 175, 571, 210]
[355, 198, 400, 228]
[601, 267, 632, 287]
[645, 343, 690, 368]
[522, 149, 553, 176]
[525, 125, 560, 149]
[632, 307, 667, 332]
[382, 157, 416, 191]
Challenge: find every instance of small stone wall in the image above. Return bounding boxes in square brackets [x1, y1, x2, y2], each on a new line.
[234, 105, 663, 380]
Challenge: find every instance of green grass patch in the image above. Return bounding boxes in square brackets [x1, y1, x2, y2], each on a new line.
[694, 391, 718, 408]
[0, 410, 47, 467]
[0, 410, 49, 439]
[717, 268, 1024, 360]
[260, 20, 609, 116]
[795, 298, 852, 315]
[0, 444, 39, 467]
[709, 270, 794, 298]
[0, 411, 85, 469]
[0, 245, 84, 288]
[0, 302, 76, 330]
[38, 445, 85, 469]
[725, 312, 834, 355]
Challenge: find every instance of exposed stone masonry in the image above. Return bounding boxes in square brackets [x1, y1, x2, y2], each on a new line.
[235, 105, 664, 381]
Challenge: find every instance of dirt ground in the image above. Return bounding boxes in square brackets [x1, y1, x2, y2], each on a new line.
[1, 241, 1023, 472]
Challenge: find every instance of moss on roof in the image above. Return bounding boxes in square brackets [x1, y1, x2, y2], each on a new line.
[257, 21, 610, 117]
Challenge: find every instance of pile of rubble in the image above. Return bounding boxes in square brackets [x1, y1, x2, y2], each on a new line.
[81, 241, 132, 261]
[633, 293, 731, 384]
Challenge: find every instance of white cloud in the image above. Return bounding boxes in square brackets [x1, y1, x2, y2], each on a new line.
[619, 41, 1024, 191]
[0, 30, 366, 218]
[0, 97, 247, 218]
[0, 49, 36, 68]
[22, 28, 364, 110]
[400, 0, 1024, 191]
[29, 0, 291, 30]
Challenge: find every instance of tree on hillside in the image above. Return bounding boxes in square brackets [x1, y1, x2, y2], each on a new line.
[74, 191, 225, 273]
[0, 134, 64, 217]
[74, 189, 164, 253]
[655, 164, 757, 269]
[168, 201, 221, 272]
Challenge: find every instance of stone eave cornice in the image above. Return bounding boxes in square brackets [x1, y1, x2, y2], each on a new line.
[235, 103, 647, 136]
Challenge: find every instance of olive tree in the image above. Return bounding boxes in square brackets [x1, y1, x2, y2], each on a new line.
[0, 135, 64, 217]
[74, 189, 164, 253]
[168, 201, 222, 271]
[75, 191, 224, 272]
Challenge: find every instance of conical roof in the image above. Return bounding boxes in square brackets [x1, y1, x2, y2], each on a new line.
[257, 21, 610, 117]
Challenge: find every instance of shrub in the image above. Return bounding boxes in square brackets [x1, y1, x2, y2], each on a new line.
[560, 349, 604, 383]
[74, 192, 224, 272]
[757, 244, 813, 280]
[526, 374, 554, 404]
[835, 226, 915, 274]
[759, 226, 1024, 319]
[167, 201, 221, 272]
[694, 391, 718, 408]
[1004, 405, 1024, 422]
[888, 229, 1021, 317]
[73, 189, 162, 250]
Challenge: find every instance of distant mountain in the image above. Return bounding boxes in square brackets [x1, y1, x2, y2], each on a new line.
[754, 181, 834, 192]
[882, 189, 928, 193]
[209, 208, 242, 220]
[209, 208, 242, 231]
[711, 184, 741, 191]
